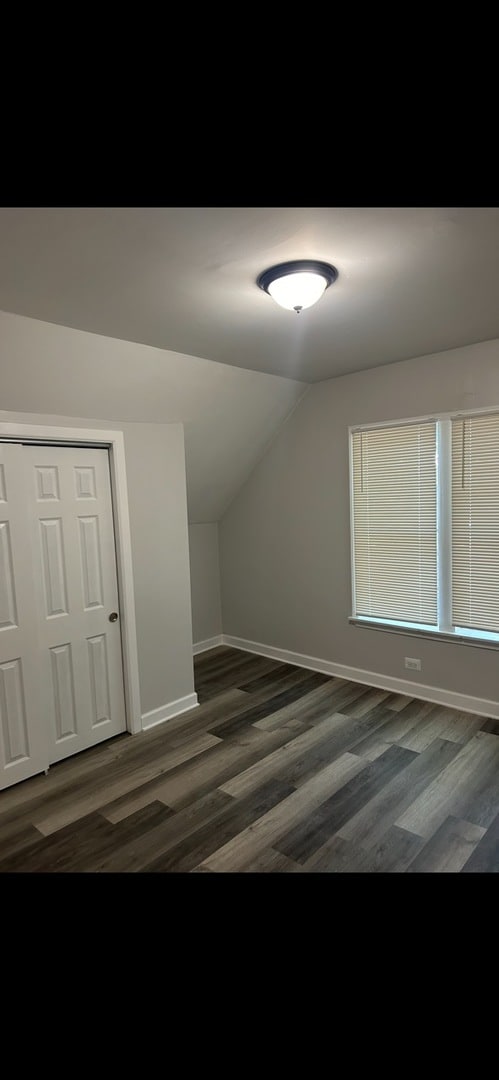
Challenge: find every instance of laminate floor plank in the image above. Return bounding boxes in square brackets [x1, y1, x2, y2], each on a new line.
[275, 745, 417, 863]
[337, 688, 390, 717]
[220, 713, 358, 799]
[101, 769, 205, 824]
[73, 803, 179, 873]
[253, 679, 351, 733]
[149, 725, 297, 812]
[406, 815, 485, 873]
[61, 803, 175, 874]
[0, 821, 44, 863]
[221, 717, 308, 747]
[193, 644, 238, 669]
[198, 753, 368, 873]
[479, 718, 499, 736]
[240, 848, 304, 873]
[396, 731, 499, 839]
[0, 812, 117, 873]
[348, 826, 425, 873]
[340, 699, 412, 737]
[243, 666, 340, 707]
[230, 701, 406, 798]
[460, 809, 499, 872]
[350, 702, 440, 759]
[193, 645, 257, 676]
[0, 741, 119, 817]
[89, 790, 236, 873]
[140, 687, 289, 746]
[397, 706, 484, 753]
[456, 751, 499, 829]
[338, 737, 463, 849]
[196, 646, 273, 670]
[144, 779, 296, 873]
[301, 834, 352, 873]
[345, 688, 392, 719]
[208, 673, 332, 738]
[178, 679, 315, 740]
[304, 825, 424, 873]
[195, 654, 282, 693]
[292, 679, 380, 719]
[0, 743, 138, 831]
[198, 660, 303, 698]
[384, 693, 417, 712]
[278, 726, 379, 789]
[0, 802, 174, 874]
[238, 662, 306, 692]
[385, 697, 442, 733]
[33, 731, 222, 836]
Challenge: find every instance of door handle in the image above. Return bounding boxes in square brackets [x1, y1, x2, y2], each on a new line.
[109, 612, 119, 623]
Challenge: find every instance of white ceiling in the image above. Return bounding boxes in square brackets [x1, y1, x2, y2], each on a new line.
[1, 206, 499, 383]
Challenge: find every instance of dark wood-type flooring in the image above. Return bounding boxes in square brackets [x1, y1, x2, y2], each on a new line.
[1, 646, 499, 872]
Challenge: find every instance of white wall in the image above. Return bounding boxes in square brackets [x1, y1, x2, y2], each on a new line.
[188, 524, 222, 645]
[219, 338, 499, 705]
[0, 409, 194, 720]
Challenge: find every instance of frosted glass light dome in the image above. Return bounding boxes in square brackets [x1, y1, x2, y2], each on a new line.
[268, 271, 328, 311]
[257, 260, 338, 313]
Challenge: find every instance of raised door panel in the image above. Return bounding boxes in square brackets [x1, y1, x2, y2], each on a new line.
[0, 659, 29, 763]
[0, 522, 18, 630]
[50, 643, 78, 741]
[39, 518, 69, 618]
[78, 516, 104, 610]
[87, 634, 111, 726]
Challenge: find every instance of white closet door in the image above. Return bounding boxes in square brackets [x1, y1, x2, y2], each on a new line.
[0, 445, 47, 788]
[23, 446, 126, 765]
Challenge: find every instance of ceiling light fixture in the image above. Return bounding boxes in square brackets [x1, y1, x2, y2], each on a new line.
[257, 259, 338, 314]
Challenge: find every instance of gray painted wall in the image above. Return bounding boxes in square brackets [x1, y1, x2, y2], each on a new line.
[0, 409, 194, 718]
[219, 339, 499, 704]
[0, 310, 305, 522]
[188, 524, 222, 644]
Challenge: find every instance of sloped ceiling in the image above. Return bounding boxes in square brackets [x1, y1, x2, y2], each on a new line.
[2, 207, 499, 382]
[0, 311, 306, 521]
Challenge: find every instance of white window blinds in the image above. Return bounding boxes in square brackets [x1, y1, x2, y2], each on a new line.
[451, 413, 499, 633]
[352, 423, 437, 624]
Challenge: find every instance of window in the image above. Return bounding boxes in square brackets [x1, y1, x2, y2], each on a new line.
[350, 411, 499, 645]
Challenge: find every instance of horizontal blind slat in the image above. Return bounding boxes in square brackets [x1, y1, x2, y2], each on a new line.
[451, 415, 499, 632]
[352, 422, 437, 624]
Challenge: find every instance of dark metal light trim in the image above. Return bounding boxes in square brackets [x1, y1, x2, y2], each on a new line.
[256, 259, 338, 295]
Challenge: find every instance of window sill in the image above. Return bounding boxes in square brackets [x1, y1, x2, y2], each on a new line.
[349, 617, 499, 652]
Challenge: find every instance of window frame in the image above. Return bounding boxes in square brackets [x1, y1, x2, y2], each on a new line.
[349, 406, 499, 652]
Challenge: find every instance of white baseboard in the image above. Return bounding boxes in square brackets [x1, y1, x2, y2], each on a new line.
[192, 635, 224, 655]
[222, 634, 499, 719]
[141, 692, 199, 731]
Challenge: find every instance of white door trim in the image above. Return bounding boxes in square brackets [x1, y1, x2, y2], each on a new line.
[0, 423, 142, 735]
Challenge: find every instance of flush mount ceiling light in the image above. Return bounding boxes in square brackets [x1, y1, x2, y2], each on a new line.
[257, 259, 338, 314]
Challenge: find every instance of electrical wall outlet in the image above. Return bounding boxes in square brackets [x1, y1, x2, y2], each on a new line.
[405, 657, 421, 671]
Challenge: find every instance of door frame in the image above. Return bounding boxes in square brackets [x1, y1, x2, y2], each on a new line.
[0, 423, 142, 735]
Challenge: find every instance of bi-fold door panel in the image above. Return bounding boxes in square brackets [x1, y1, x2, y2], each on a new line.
[0, 443, 127, 791]
[23, 446, 126, 765]
[0, 446, 47, 788]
